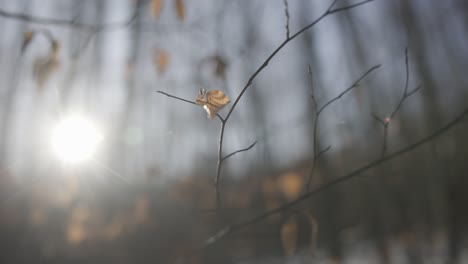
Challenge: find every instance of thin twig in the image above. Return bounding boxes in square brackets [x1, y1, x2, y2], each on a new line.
[372, 48, 422, 156]
[222, 141, 257, 162]
[202, 106, 468, 247]
[305, 65, 380, 191]
[156, 90, 225, 122]
[157, 91, 197, 105]
[318, 65, 380, 115]
[317, 145, 332, 159]
[329, 0, 374, 13]
[283, 0, 290, 39]
[215, 120, 226, 210]
[371, 114, 385, 126]
[0, 8, 138, 31]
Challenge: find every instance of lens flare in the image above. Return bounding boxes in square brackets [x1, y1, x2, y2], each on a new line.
[51, 115, 102, 164]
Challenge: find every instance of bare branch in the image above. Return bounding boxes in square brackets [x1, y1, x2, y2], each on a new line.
[203, 106, 468, 247]
[317, 145, 331, 157]
[222, 141, 258, 162]
[389, 48, 415, 119]
[215, 121, 226, 210]
[307, 65, 319, 111]
[224, 0, 377, 122]
[283, 0, 290, 39]
[305, 65, 379, 191]
[371, 114, 385, 126]
[403, 47, 410, 95]
[317, 65, 380, 115]
[328, 0, 375, 13]
[157, 91, 197, 106]
[0, 8, 138, 31]
[373, 48, 422, 156]
[406, 85, 422, 98]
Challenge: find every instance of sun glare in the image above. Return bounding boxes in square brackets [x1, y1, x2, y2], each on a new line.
[51, 115, 103, 164]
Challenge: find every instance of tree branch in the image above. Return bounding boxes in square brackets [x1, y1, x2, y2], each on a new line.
[215, 120, 226, 210]
[222, 141, 258, 162]
[157, 90, 197, 106]
[283, 0, 290, 39]
[317, 65, 380, 115]
[203, 106, 468, 247]
[305, 65, 380, 191]
[224, 0, 377, 123]
[0, 8, 138, 31]
[372, 48, 421, 156]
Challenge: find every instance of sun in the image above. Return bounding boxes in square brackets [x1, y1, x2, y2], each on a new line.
[51, 115, 103, 164]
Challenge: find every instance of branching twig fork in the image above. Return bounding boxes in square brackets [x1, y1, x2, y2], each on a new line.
[305, 65, 380, 191]
[373, 48, 422, 156]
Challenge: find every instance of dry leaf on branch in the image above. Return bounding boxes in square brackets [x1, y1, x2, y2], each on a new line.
[281, 214, 298, 257]
[33, 47, 60, 90]
[305, 212, 319, 254]
[51, 40, 60, 55]
[196, 89, 230, 119]
[151, 0, 163, 18]
[175, 0, 185, 21]
[212, 55, 227, 79]
[153, 50, 169, 74]
[21, 31, 35, 53]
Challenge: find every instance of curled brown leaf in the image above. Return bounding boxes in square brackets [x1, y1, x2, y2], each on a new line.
[21, 31, 35, 53]
[151, 0, 163, 18]
[175, 0, 185, 21]
[196, 89, 230, 119]
[154, 50, 169, 74]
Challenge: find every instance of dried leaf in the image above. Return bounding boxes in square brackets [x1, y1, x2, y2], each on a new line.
[134, 196, 150, 224]
[33, 52, 60, 90]
[21, 31, 35, 53]
[213, 55, 227, 79]
[305, 212, 319, 254]
[281, 215, 298, 256]
[278, 172, 302, 201]
[151, 0, 163, 18]
[154, 50, 169, 73]
[51, 40, 60, 56]
[101, 215, 126, 240]
[196, 89, 230, 119]
[175, 0, 185, 21]
[126, 61, 135, 76]
[67, 222, 87, 244]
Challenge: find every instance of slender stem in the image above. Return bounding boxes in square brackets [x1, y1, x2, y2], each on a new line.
[373, 48, 421, 157]
[381, 123, 389, 157]
[215, 120, 226, 210]
[317, 65, 380, 115]
[283, 0, 290, 39]
[222, 141, 257, 162]
[0, 8, 138, 31]
[157, 91, 197, 105]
